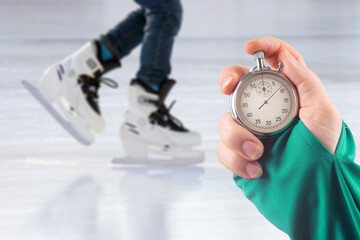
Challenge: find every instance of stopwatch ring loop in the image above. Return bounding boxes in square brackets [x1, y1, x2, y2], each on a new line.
[249, 65, 270, 73]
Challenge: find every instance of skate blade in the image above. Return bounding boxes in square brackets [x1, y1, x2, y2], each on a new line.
[21, 80, 94, 145]
[112, 150, 204, 166]
[112, 157, 204, 166]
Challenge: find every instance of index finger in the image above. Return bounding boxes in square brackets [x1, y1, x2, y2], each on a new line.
[245, 37, 307, 68]
[219, 65, 249, 95]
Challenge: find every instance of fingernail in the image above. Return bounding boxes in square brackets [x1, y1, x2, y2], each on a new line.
[246, 163, 263, 179]
[284, 49, 298, 64]
[220, 74, 233, 89]
[242, 141, 263, 160]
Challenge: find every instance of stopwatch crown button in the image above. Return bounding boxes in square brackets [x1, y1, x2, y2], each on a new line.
[254, 51, 264, 59]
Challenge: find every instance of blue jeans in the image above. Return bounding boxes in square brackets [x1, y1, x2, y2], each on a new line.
[100, 0, 182, 87]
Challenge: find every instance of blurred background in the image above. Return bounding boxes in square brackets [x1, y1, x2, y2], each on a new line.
[1, 0, 360, 239]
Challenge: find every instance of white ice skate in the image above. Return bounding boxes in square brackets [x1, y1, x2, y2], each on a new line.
[113, 79, 204, 166]
[22, 41, 120, 145]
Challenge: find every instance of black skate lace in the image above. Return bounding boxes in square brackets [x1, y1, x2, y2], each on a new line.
[165, 100, 184, 128]
[150, 99, 188, 132]
[78, 75, 118, 113]
[98, 77, 118, 89]
[78, 76, 118, 98]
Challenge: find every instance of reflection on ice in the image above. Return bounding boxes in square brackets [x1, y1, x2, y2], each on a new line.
[119, 167, 205, 240]
[26, 168, 204, 240]
[37, 177, 101, 240]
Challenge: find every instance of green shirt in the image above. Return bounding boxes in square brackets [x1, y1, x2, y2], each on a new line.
[234, 118, 359, 240]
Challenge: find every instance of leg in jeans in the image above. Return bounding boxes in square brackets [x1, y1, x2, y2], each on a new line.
[100, 8, 146, 60]
[135, 0, 183, 91]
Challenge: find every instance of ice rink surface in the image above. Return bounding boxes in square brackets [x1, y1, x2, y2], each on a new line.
[1, 0, 360, 239]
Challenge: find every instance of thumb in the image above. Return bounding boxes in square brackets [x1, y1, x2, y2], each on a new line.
[278, 49, 330, 108]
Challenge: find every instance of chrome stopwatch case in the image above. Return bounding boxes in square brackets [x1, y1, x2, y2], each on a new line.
[230, 51, 299, 137]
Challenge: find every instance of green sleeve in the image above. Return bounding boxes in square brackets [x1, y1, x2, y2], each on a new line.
[234, 118, 360, 240]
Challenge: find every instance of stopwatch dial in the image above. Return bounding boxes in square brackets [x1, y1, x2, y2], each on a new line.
[237, 72, 297, 134]
[256, 81, 272, 97]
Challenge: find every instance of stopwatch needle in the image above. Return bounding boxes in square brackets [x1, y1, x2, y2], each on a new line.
[259, 86, 282, 110]
[261, 76, 266, 93]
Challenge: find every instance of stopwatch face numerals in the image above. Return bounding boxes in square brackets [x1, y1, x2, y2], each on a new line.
[232, 71, 298, 135]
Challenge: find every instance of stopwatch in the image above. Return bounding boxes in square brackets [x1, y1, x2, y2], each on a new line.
[230, 51, 299, 137]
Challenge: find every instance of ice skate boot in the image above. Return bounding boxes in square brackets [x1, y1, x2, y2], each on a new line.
[22, 41, 120, 145]
[114, 79, 204, 166]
